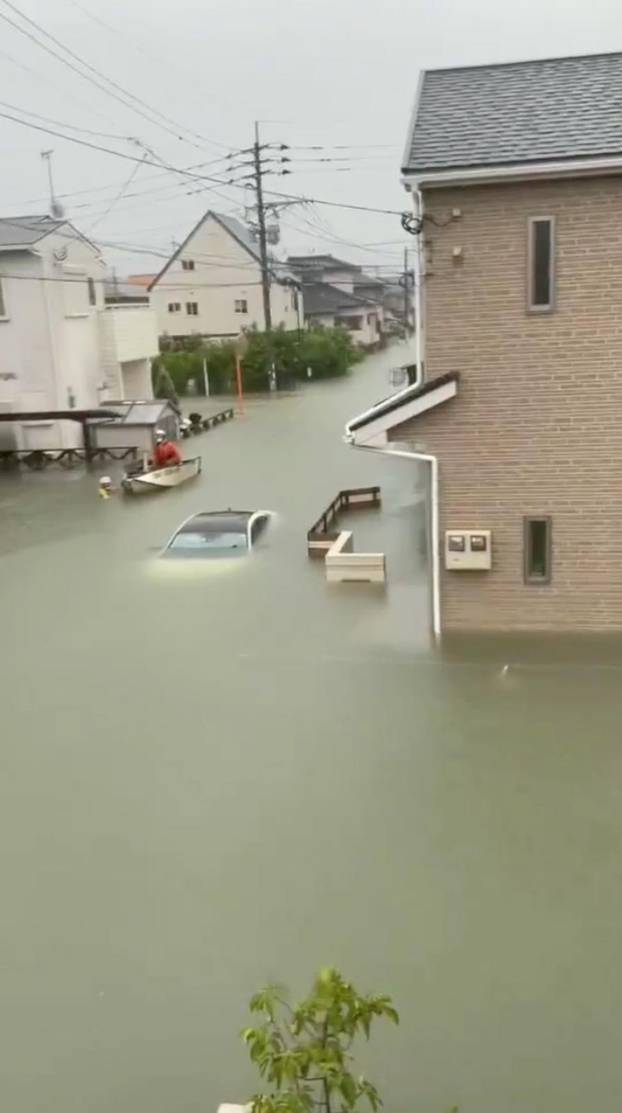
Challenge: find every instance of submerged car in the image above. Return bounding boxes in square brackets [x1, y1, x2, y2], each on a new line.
[162, 510, 270, 558]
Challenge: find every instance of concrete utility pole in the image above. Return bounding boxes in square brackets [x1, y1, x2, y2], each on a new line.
[253, 122, 272, 333]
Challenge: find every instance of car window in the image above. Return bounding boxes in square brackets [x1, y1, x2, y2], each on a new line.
[169, 530, 248, 551]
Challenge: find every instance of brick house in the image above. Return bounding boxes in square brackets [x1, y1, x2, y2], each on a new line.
[347, 52, 622, 634]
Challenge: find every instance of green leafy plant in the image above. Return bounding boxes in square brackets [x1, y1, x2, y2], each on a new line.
[153, 326, 361, 397]
[242, 968, 398, 1113]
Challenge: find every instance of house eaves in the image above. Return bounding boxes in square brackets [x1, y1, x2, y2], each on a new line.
[345, 371, 459, 445]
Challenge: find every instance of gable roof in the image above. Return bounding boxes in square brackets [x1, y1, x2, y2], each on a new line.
[148, 210, 297, 290]
[403, 52, 622, 176]
[0, 214, 67, 249]
[302, 282, 378, 315]
[148, 210, 258, 290]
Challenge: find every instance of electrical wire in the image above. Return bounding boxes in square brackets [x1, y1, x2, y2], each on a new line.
[0, 270, 265, 289]
[0, 97, 135, 140]
[86, 155, 147, 232]
[0, 0, 220, 152]
[0, 108, 406, 217]
[0, 45, 120, 125]
[64, 0, 235, 151]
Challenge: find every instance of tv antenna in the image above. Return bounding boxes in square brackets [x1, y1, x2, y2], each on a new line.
[41, 150, 64, 219]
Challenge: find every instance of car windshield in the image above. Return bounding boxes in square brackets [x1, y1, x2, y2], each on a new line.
[169, 529, 248, 552]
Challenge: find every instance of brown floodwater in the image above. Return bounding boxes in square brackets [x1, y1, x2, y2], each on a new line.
[1, 345, 622, 1113]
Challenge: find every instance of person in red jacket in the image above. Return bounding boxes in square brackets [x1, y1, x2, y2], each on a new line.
[152, 428, 182, 468]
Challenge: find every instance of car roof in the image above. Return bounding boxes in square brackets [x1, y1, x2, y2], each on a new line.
[176, 511, 255, 535]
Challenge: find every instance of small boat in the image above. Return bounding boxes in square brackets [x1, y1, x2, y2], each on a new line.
[122, 456, 202, 495]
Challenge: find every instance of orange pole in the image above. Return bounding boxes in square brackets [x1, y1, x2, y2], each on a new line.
[235, 353, 244, 414]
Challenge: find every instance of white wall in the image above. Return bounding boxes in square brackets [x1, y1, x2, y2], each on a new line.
[121, 358, 152, 398]
[0, 226, 159, 450]
[151, 214, 299, 338]
[98, 304, 158, 401]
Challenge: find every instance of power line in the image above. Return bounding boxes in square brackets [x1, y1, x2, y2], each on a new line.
[0, 270, 265, 289]
[0, 45, 120, 125]
[0, 107, 405, 219]
[64, 0, 234, 151]
[0, 97, 134, 141]
[0, 0, 218, 151]
[86, 155, 147, 231]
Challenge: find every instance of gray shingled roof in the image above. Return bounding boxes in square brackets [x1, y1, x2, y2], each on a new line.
[0, 214, 64, 247]
[303, 282, 376, 316]
[404, 52, 622, 174]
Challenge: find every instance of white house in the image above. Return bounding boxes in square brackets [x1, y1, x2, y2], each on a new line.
[0, 215, 159, 450]
[147, 210, 302, 339]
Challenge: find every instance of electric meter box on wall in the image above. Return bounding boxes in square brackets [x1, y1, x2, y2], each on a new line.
[445, 530, 492, 570]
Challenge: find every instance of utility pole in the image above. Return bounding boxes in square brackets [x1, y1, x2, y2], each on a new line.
[253, 121, 272, 333]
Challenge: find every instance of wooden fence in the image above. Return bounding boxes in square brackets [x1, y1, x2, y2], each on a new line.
[0, 446, 138, 471]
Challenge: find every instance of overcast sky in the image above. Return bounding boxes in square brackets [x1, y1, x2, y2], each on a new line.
[1, 0, 620, 277]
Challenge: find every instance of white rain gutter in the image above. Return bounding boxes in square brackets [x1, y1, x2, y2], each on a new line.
[345, 438, 441, 641]
[401, 152, 622, 191]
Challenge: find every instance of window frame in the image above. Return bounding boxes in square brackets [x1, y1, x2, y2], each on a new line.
[523, 516, 552, 585]
[527, 215, 555, 314]
[168, 302, 181, 313]
[87, 277, 97, 307]
[0, 275, 8, 319]
[181, 259, 195, 271]
[234, 298, 248, 314]
[185, 301, 198, 316]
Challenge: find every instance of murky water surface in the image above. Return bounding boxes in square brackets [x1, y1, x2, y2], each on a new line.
[2, 346, 622, 1113]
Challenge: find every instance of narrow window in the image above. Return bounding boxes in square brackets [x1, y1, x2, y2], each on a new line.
[186, 301, 198, 316]
[0, 276, 6, 317]
[528, 217, 555, 311]
[181, 259, 195, 271]
[524, 517, 552, 583]
[87, 277, 96, 306]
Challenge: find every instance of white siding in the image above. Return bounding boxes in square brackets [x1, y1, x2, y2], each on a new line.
[0, 223, 158, 449]
[150, 214, 299, 338]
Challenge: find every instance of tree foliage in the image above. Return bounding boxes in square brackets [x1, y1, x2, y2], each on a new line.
[242, 968, 399, 1113]
[152, 327, 362, 398]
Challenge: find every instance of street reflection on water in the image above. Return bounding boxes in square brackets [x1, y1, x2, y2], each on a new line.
[2, 344, 622, 1113]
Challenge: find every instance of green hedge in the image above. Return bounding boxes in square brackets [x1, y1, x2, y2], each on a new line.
[152, 326, 362, 397]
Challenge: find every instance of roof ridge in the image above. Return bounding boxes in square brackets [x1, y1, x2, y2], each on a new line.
[423, 49, 622, 76]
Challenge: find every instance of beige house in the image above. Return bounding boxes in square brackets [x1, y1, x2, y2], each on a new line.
[348, 51, 622, 635]
[148, 210, 301, 339]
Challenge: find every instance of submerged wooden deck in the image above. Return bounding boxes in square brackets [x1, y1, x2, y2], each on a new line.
[306, 486, 386, 583]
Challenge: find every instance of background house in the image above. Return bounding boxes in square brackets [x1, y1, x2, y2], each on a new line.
[147, 210, 301, 340]
[0, 215, 159, 451]
[287, 253, 384, 346]
[301, 282, 381, 347]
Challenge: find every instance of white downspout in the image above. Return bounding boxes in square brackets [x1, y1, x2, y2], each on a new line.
[412, 184, 424, 385]
[346, 439, 441, 641]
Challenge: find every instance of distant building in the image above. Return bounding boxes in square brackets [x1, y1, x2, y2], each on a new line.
[349, 50, 622, 634]
[147, 210, 301, 340]
[0, 215, 159, 451]
[287, 253, 384, 346]
[301, 282, 381, 348]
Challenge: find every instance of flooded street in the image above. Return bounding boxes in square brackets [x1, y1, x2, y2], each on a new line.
[2, 345, 622, 1113]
